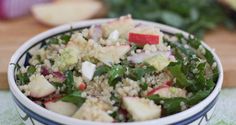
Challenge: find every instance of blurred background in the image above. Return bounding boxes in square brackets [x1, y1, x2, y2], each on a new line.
[0, 0, 236, 124]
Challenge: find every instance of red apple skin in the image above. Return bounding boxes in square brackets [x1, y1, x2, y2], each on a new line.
[128, 33, 159, 46]
[146, 81, 172, 96]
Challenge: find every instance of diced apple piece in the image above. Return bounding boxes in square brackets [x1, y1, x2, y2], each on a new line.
[129, 26, 163, 35]
[82, 61, 96, 81]
[102, 15, 135, 38]
[73, 98, 113, 122]
[96, 45, 130, 65]
[155, 87, 187, 98]
[73, 107, 113, 122]
[147, 85, 169, 96]
[45, 100, 77, 116]
[28, 75, 56, 98]
[128, 26, 163, 45]
[127, 51, 170, 64]
[149, 86, 187, 98]
[123, 97, 161, 121]
[145, 54, 170, 72]
[128, 33, 159, 45]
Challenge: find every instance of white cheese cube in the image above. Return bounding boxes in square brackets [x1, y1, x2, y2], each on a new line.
[82, 61, 96, 81]
[108, 30, 120, 41]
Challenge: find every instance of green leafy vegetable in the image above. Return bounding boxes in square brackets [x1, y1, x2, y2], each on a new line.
[16, 65, 36, 85]
[61, 91, 86, 107]
[61, 34, 71, 44]
[162, 97, 187, 115]
[147, 94, 162, 104]
[47, 38, 59, 45]
[107, 0, 235, 37]
[187, 90, 211, 106]
[128, 65, 156, 81]
[148, 94, 187, 115]
[64, 71, 75, 93]
[108, 65, 126, 87]
[27, 65, 36, 76]
[168, 63, 191, 88]
[166, 34, 218, 93]
[140, 82, 148, 91]
[16, 73, 29, 85]
[94, 65, 111, 77]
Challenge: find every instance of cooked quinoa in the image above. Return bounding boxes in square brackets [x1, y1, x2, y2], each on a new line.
[15, 15, 219, 123]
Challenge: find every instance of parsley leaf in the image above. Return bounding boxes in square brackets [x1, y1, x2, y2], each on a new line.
[61, 91, 86, 107]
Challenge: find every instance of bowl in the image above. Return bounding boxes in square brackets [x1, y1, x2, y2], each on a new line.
[8, 19, 223, 125]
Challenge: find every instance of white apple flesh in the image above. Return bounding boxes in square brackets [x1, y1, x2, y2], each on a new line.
[122, 97, 161, 121]
[28, 75, 56, 98]
[45, 100, 77, 116]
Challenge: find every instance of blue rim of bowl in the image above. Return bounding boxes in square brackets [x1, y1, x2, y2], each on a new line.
[12, 92, 219, 125]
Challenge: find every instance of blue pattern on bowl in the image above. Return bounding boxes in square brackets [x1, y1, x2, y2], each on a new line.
[12, 92, 218, 125]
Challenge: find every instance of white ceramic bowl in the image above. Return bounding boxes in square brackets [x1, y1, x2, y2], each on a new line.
[8, 19, 223, 125]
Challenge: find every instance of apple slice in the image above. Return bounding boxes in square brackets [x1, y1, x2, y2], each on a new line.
[148, 86, 187, 98]
[28, 75, 56, 98]
[147, 85, 170, 96]
[96, 45, 130, 66]
[31, 0, 103, 26]
[128, 26, 163, 45]
[144, 53, 171, 72]
[45, 100, 77, 116]
[122, 97, 161, 121]
[128, 33, 159, 45]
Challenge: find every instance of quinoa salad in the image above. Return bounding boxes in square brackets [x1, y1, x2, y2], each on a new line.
[15, 15, 219, 122]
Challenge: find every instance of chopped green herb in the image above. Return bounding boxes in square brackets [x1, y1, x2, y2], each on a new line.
[162, 97, 187, 115]
[27, 65, 36, 76]
[61, 91, 86, 107]
[108, 65, 126, 87]
[140, 82, 148, 91]
[47, 38, 59, 45]
[16, 73, 29, 85]
[148, 94, 187, 115]
[187, 90, 211, 106]
[129, 65, 155, 81]
[168, 63, 191, 88]
[61, 34, 71, 44]
[94, 65, 111, 77]
[64, 71, 75, 93]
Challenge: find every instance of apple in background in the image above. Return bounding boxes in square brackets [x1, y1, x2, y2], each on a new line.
[31, 0, 106, 26]
[219, 0, 236, 21]
[219, 0, 236, 11]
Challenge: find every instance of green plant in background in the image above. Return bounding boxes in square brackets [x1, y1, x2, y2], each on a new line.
[106, 0, 235, 37]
